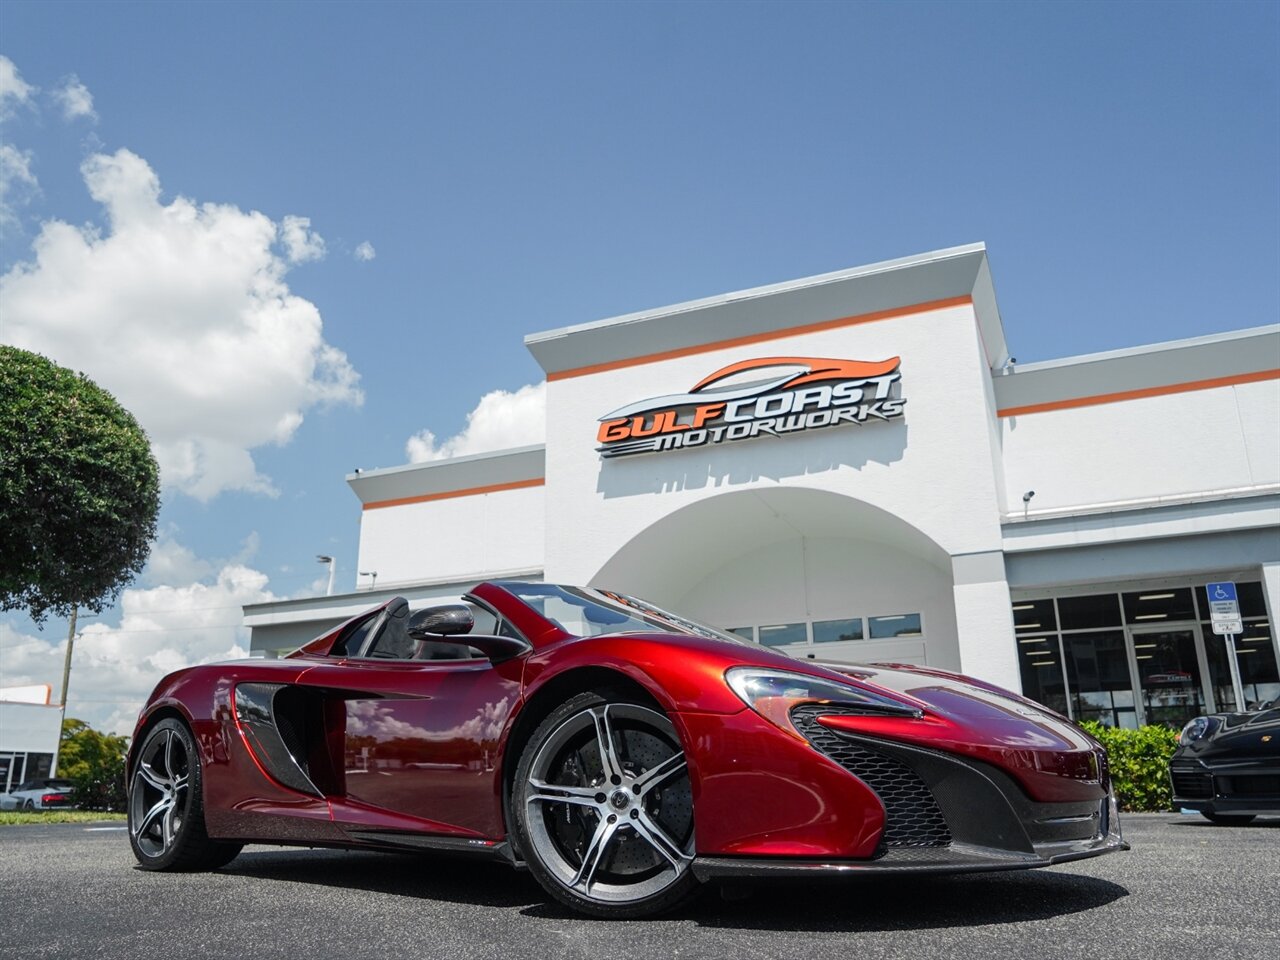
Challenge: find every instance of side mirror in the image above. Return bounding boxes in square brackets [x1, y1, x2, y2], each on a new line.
[461, 634, 530, 663]
[408, 604, 474, 638]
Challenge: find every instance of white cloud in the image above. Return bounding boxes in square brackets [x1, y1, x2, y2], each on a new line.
[142, 537, 215, 587]
[0, 148, 363, 500]
[353, 240, 376, 262]
[0, 143, 38, 231]
[0, 55, 35, 120]
[0, 559, 278, 735]
[53, 74, 96, 122]
[406, 381, 545, 462]
[280, 214, 326, 264]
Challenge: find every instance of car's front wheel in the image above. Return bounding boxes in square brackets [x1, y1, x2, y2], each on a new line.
[512, 691, 700, 918]
[128, 718, 241, 870]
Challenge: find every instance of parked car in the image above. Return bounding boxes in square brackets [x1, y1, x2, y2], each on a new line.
[126, 581, 1127, 918]
[0, 778, 76, 810]
[1170, 707, 1280, 823]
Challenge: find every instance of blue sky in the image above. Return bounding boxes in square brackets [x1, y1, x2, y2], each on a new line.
[1, 1, 1277, 731]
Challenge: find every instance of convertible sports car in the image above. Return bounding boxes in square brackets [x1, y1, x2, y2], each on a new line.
[127, 581, 1126, 918]
[1169, 707, 1280, 824]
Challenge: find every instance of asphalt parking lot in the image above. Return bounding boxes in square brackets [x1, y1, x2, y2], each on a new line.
[2, 813, 1276, 960]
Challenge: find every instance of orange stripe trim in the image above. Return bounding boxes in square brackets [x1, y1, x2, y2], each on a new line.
[363, 477, 544, 511]
[546, 295, 974, 381]
[997, 368, 1280, 418]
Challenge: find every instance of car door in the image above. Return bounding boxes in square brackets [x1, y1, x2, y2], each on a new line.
[295, 602, 523, 839]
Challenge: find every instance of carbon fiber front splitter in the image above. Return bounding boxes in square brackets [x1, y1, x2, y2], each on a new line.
[691, 832, 1130, 881]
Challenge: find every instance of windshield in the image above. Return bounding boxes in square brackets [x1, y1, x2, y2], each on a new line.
[495, 582, 751, 645]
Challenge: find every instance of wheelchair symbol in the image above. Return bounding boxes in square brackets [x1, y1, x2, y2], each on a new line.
[1213, 585, 1229, 600]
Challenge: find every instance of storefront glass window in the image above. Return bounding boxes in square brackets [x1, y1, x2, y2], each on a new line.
[759, 622, 807, 647]
[1017, 635, 1067, 716]
[868, 614, 922, 639]
[1062, 631, 1137, 728]
[1012, 599, 1056, 634]
[728, 627, 755, 642]
[812, 618, 863, 643]
[1132, 628, 1206, 728]
[1014, 581, 1277, 726]
[1057, 594, 1122, 631]
[1122, 588, 1196, 624]
[1202, 620, 1280, 711]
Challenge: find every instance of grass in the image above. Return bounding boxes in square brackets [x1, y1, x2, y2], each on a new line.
[0, 810, 127, 826]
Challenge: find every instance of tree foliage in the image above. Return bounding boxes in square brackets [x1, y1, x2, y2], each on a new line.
[59, 717, 130, 812]
[0, 346, 160, 624]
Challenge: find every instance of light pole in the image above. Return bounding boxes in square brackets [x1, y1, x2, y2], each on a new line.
[316, 555, 336, 596]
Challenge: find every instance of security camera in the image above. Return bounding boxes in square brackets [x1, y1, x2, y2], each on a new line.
[1022, 491, 1035, 503]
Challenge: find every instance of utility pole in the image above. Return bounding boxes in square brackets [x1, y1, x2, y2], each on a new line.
[50, 606, 77, 777]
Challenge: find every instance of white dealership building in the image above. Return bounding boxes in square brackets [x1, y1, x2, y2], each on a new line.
[246, 244, 1280, 729]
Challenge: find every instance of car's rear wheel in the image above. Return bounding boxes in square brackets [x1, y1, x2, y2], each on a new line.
[512, 691, 700, 918]
[128, 718, 241, 870]
[1202, 812, 1256, 825]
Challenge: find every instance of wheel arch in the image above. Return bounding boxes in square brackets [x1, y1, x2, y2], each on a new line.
[127, 703, 192, 778]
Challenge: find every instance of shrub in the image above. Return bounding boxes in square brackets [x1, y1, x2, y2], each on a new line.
[1080, 721, 1180, 812]
[59, 718, 130, 813]
[70, 754, 127, 813]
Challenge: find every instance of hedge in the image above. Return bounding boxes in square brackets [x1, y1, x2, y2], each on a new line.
[1080, 720, 1180, 812]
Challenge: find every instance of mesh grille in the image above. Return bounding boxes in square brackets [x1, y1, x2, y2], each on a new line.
[791, 705, 951, 847]
[1169, 764, 1212, 799]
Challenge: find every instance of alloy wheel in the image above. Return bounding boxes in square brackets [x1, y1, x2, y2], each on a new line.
[130, 726, 191, 858]
[522, 702, 694, 904]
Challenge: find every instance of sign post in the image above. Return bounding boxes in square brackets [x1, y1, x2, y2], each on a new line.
[1207, 581, 1247, 712]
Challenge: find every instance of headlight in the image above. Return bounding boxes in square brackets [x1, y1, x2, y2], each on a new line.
[1179, 716, 1216, 746]
[726, 667, 922, 735]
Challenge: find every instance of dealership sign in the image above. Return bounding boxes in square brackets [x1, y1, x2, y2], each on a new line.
[596, 356, 905, 459]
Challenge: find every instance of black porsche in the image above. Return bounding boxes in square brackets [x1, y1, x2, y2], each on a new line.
[1169, 707, 1280, 824]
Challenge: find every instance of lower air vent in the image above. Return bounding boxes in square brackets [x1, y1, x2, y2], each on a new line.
[1169, 763, 1212, 799]
[791, 705, 951, 847]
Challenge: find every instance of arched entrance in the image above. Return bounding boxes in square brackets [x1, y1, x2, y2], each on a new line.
[589, 488, 960, 669]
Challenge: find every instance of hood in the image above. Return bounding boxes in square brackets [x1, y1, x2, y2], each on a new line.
[1180, 708, 1280, 759]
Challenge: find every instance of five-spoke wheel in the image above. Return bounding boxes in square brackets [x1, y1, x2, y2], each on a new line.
[513, 693, 699, 918]
[127, 718, 241, 871]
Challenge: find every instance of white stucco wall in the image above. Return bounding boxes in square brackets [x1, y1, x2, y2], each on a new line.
[542, 301, 1008, 587]
[676, 536, 960, 670]
[355, 485, 546, 588]
[1001, 378, 1280, 514]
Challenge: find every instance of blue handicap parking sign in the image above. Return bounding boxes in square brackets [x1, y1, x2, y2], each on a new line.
[1207, 581, 1237, 602]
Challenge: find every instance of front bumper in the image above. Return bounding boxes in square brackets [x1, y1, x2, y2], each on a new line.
[1170, 756, 1280, 816]
[694, 711, 1127, 879]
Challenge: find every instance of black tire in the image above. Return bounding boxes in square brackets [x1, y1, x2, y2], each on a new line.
[128, 718, 242, 870]
[22, 799, 34, 810]
[512, 691, 700, 919]
[1202, 812, 1256, 826]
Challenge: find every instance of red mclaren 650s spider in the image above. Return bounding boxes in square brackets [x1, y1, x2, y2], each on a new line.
[127, 581, 1127, 918]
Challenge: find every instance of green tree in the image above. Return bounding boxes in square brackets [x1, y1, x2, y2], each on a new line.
[58, 718, 130, 812]
[0, 346, 160, 624]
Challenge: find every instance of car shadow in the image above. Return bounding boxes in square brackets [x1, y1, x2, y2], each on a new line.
[677, 871, 1130, 932]
[213, 846, 1127, 930]
[214, 847, 546, 909]
[1168, 817, 1280, 829]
